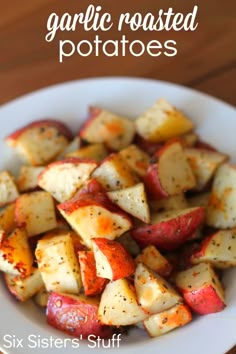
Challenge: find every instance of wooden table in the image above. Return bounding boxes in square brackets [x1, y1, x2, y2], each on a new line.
[0, 0, 235, 106]
[0, 1, 235, 353]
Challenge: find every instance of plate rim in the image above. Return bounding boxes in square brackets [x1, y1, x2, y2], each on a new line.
[1, 76, 235, 111]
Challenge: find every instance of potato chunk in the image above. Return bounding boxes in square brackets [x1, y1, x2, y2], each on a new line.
[98, 278, 148, 326]
[15, 191, 57, 237]
[0, 227, 33, 277]
[135, 99, 193, 142]
[36, 232, 82, 294]
[134, 263, 182, 314]
[0, 171, 19, 207]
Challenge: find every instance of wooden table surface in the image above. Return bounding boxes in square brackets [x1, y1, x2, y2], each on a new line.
[0, 0, 235, 106]
[0, 0, 235, 353]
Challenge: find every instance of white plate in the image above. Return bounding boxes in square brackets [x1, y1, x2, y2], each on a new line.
[0, 77, 235, 354]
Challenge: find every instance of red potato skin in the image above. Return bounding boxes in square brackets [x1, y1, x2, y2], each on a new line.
[58, 190, 132, 224]
[77, 178, 107, 197]
[134, 134, 163, 156]
[143, 140, 194, 200]
[47, 292, 112, 339]
[143, 163, 169, 200]
[70, 235, 86, 253]
[180, 286, 225, 315]
[78, 251, 108, 296]
[190, 235, 214, 262]
[177, 243, 201, 271]
[5, 119, 74, 142]
[195, 140, 217, 152]
[131, 207, 205, 251]
[93, 238, 136, 280]
[154, 262, 172, 278]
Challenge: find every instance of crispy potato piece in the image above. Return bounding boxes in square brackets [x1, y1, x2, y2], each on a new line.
[0, 203, 16, 234]
[135, 99, 193, 142]
[144, 303, 192, 337]
[15, 191, 57, 237]
[0, 227, 33, 277]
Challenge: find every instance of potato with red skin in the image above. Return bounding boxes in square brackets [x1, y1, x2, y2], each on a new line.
[143, 163, 168, 199]
[80, 106, 135, 151]
[190, 229, 236, 268]
[92, 238, 136, 280]
[77, 178, 106, 196]
[70, 233, 86, 253]
[134, 134, 163, 156]
[144, 142, 196, 200]
[58, 191, 132, 248]
[38, 157, 98, 202]
[175, 262, 225, 315]
[78, 251, 108, 296]
[131, 207, 205, 251]
[5, 119, 73, 166]
[47, 292, 112, 339]
[6, 119, 73, 143]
